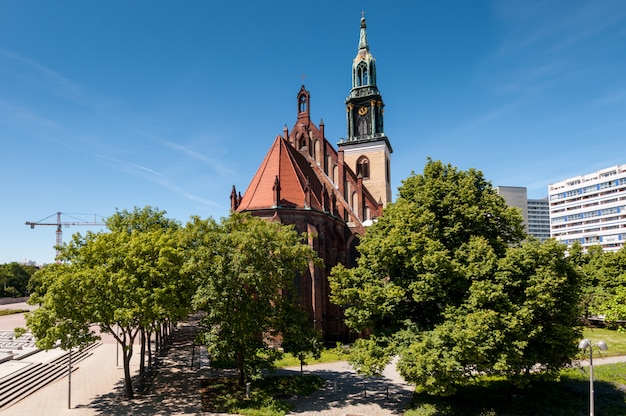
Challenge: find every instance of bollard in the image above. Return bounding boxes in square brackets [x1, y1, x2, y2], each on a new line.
[363, 381, 367, 398]
[333, 380, 338, 393]
[246, 382, 251, 399]
[386, 384, 389, 399]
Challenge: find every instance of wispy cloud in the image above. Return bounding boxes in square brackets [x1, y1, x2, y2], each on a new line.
[95, 154, 221, 208]
[0, 47, 81, 97]
[159, 138, 235, 177]
[0, 48, 227, 210]
[590, 89, 626, 109]
[0, 100, 63, 132]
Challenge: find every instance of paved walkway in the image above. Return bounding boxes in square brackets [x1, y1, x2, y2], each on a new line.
[0, 303, 415, 415]
[282, 358, 414, 416]
[1, 300, 624, 416]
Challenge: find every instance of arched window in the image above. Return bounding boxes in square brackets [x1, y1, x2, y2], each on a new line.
[299, 94, 307, 113]
[357, 62, 369, 86]
[357, 157, 370, 179]
[332, 165, 338, 187]
[351, 192, 358, 212]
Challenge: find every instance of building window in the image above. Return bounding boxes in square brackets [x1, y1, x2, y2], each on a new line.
[299, 94, 307, 113]
[357, 62, 369, 86]
[356, 157, 370, 179]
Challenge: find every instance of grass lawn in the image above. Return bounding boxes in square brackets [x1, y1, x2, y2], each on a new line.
[406, 328, 626, 416]
[274, 345, 348, 368]
[582, 327, 626, 356]
[200, 375, 324, 416]
[407, 363, 626, 416]
[0, 309, 28, 316]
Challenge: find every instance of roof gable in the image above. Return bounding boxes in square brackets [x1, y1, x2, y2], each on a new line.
[237, 136, 323, 212]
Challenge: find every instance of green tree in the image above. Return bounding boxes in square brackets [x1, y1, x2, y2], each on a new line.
[572, 244, 614, 317]
[0, 262, 36, 297]
[329, 160, 582, 395]
[27, 206, 190, 399]
[187, 212, 322, 386]
[278, 302, 323, 376]
[581, 247, 626, 323]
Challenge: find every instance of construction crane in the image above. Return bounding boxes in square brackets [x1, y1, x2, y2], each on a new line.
[25, 212, 106, 258]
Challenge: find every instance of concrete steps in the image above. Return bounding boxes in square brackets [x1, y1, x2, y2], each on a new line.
[0, 342, 101, 410]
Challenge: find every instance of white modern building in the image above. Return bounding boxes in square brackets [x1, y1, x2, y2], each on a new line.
[549, 164, 626, 252]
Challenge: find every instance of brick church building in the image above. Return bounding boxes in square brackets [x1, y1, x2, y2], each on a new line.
[230, 16, 392, 342]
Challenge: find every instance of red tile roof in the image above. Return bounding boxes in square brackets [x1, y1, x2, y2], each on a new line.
[236, 136, 324, 212]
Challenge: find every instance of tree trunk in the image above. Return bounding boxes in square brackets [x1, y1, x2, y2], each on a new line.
[139, 328, 146, 377]
[123, 345, 134, 400]
[237, 351, 245, 386]
[147, 328, 153, 370]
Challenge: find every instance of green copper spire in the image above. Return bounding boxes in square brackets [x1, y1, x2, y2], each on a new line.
[358, 15, 369, 51]
[351, 14, 377, 92]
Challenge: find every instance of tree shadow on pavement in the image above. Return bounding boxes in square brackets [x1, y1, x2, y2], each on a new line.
[284, 367, 412, 415]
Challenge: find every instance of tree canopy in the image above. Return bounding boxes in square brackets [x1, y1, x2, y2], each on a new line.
[0, 262, 36, 297]
[27, 206, 191, 399]
[575, 244, 626, 323]
[329, 159, 582, 395]
[186, 212, 322, 385]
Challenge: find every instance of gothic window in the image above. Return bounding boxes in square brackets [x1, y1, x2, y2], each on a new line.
[299, 137, 307, 150]
[299, 94, 307, 113]
[357, 62, 369, 86]
[357, 157, 370, 179]
[357, 114, 371, 137]
[351, 191, 358, 212]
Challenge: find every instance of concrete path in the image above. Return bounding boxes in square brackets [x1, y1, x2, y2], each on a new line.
[1, 300, 624, 416]
[0, 303, 415, 415]
[282, 358, 414, 416]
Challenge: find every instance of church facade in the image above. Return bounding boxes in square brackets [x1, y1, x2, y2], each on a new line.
[230, 16, 392, 342]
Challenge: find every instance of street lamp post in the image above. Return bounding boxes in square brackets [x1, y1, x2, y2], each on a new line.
[68, 346, 72, 409]
[578, 338, 608, 416]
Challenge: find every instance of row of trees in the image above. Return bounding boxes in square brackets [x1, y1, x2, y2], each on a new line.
[26, 208, 322, 399]
[0, 262, 37, 297]
[24, 159, 626, 399]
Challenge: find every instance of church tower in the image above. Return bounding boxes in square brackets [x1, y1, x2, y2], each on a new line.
[339, 14, 393, 207]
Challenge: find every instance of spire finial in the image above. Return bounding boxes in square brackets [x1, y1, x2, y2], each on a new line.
[358, 12, 368, 50]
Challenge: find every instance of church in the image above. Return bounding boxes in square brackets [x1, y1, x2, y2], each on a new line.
[230, 15, 392, 342]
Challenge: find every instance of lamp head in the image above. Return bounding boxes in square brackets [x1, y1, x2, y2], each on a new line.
[597, 340, 608, 351]
[578, 339, 591, 350]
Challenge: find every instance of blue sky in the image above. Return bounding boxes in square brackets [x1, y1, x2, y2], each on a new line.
[2, 1, 626, 264]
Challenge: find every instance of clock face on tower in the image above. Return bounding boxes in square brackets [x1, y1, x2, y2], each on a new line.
[358, 106, 368, 116]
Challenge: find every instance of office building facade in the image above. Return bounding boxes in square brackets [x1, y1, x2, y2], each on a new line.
[496, 186, 550, 242]
[549, 164, 626, 252]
